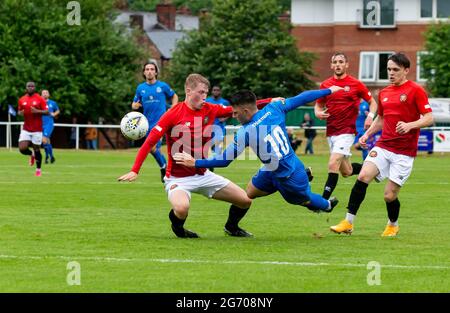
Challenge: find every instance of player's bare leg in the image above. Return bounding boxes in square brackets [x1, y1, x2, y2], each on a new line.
[168, 190, 198, 238]
[213, 182, 253, 237]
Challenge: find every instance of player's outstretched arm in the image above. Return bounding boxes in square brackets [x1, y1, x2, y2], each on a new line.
[118, 171, 138, 182]
[284, 86, 343, 112]
[174, 131, 247, 168]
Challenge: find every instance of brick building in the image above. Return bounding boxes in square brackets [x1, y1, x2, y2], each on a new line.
[291, 0, 449, 95]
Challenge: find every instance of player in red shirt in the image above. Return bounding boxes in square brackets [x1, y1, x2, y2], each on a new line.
[118, 74, 275, 238]
[17, 82, 49, 177]
[315, 52, 378, 200]
[330, 53, 434, 236]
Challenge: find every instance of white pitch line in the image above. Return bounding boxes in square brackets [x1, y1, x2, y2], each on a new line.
[0, 254, 448, 270]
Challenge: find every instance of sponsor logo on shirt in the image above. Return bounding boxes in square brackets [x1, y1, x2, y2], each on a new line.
[344, 86, 350, 92]
[400, 94, 407, 102]
[424, 104, 431, 109]
[155, 125, 162, 132]
[383, 98, 388, 102]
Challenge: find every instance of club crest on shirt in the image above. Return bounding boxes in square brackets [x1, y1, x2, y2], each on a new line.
[400, 94, 407, 102]
[369, 150, 378, 158]
[156, 87, 162, 93]
[344, 86, 350, 92]
[203, 116, 209, 124]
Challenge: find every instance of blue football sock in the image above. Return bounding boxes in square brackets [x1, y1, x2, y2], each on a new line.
[43, 144, 50, 160]
[151, 149, 167, 169]
[48, 143, 54, 158]
[306, 192, 330, 211]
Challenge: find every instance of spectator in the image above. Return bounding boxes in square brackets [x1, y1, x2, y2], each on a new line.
[287, 128, 303, 152]
[85, 121, 98, 150]
[301, 113, 316, 154]
[70, 116, 77, 148]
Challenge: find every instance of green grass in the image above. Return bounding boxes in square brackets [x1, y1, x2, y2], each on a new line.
[0, 148, 449, 292]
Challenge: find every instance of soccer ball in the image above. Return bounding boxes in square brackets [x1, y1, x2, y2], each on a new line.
[120, 112, 149, 141]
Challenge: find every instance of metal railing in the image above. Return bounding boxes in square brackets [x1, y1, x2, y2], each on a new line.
[1, 121, 449, 150]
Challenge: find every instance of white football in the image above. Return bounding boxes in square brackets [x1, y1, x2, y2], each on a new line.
[120, 112, 149, 141]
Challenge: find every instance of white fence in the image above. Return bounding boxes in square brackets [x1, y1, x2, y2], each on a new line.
[1, 121, 450, 152]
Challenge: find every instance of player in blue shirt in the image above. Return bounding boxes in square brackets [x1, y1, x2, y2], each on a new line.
[174, 87, 343, 231]
[205, 86, 230, 157]
[41, 90, 60, 164]
[354, 100, 370, 160]
[132, 62, 178, 182]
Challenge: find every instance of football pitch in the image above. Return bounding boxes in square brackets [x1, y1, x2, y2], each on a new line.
[0, 148, 449, 292]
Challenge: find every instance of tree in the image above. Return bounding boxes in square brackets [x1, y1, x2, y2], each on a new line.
[0, 0, 145, 122]
[166, 0, 316, 99]
[422, 22, 450, 97]
[127, 1, 291, 14]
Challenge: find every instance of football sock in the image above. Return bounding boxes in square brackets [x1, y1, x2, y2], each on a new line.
[43, 143, 50, 160]
[346, 213, 355, 224]
[48, 143, 54, 158]
[35, 150, 42, 169]
[305, 193, 329, 211]
[151, 149, 167, 169]
[322, 173, 339, 199]
[386, 198, 400, 225]
[225, 205, 249, 230]
[351, 163, 363, 175]
[347, 179, 368, 215]
[20, 148, 32, 156]
[169, 209, 186, 229]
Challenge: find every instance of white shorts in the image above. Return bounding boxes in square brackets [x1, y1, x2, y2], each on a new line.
[327, 134, 355, 156]
[365, 147, 415, 186]
[19, 130, 43, 145]
[164, 170, 230, 200]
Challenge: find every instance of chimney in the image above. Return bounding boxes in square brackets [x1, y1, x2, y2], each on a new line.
[130, 14, 144, 30]
[156, 2, 176, 30]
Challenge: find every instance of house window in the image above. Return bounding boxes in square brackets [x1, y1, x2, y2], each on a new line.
[359, 52, 394, 82]
[361, 0, 396, 28]
[417, 51, 434, 82]
[420, 0, 450, 19]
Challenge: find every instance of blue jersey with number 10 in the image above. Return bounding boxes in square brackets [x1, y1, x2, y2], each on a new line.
[196, 89, 331, 177]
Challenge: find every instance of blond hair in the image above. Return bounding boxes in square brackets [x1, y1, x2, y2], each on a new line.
[185, 73, 210, 90]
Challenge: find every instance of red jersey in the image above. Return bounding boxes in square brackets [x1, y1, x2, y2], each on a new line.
[376, 80, 432, 157]
[317, 75, 372, 136]
[18, 93, 48, 132]
[131, 99, 272, 178]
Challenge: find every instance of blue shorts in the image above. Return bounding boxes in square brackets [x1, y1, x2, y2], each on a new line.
[252, 165, 311, 205]
[354, 129, 365, 145]
[43, 125, 54, 138]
